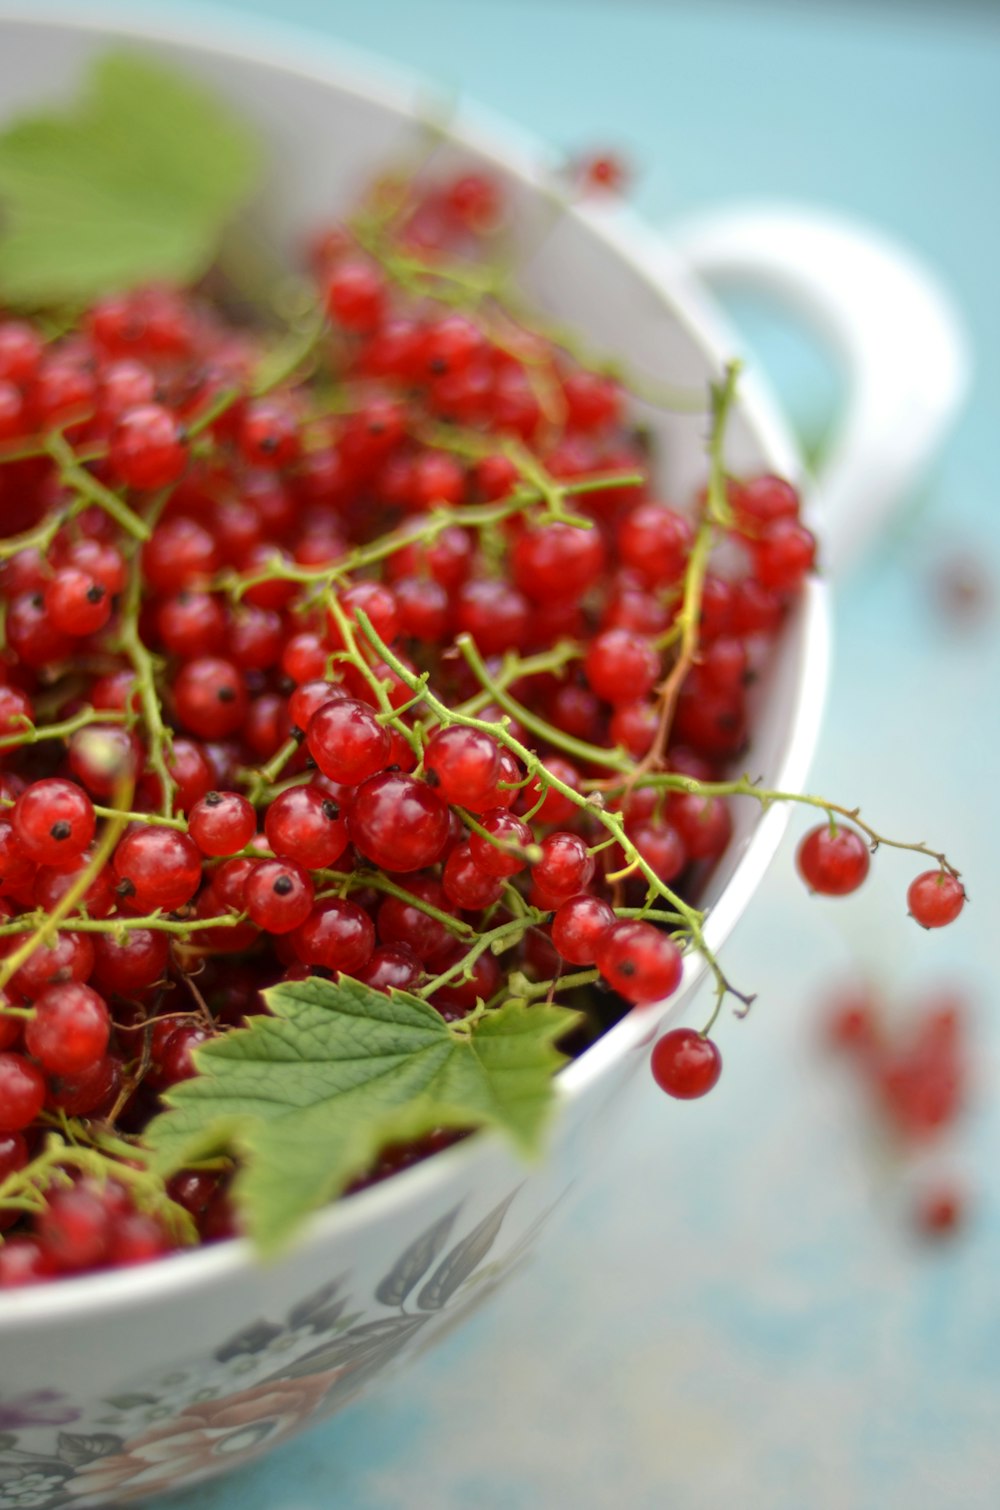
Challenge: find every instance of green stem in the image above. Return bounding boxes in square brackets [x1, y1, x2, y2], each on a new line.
[45, 432, 150, 542]
[456, 634, 631, 772]
[0, 705, 129, 753]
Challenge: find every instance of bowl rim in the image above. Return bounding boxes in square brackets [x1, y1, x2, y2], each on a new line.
[0, 0, 829, 1329]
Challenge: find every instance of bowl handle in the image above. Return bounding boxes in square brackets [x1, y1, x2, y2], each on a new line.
[668, 205, 971, 576]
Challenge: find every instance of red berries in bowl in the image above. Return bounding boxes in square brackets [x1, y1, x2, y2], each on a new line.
[0, 133, 959, 1293]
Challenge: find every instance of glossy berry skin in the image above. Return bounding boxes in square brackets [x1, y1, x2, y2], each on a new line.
[424, 726, 501, 809]
[46, 1054, 122, 1118]
[35, 1183, 113, 1272]
[292, 898, 376, 975]
[324, 258, 386, 332]
[92, 927, 169, 995]
[595, 920, 683, 1005]
[796, 823, 870, 896]
[265, 785, 348, 870]
[511, 522, 606, 603]
[24, 983, 111, 1076]
[9, 930, 95, 1002]
[238, 396, 300, 469]
[650, 1028, 722, 1100]
[243, 859, 314, 934]
[751, 519, 817, 593]
[618, 503, 692, 586]
[306, 698, 391, 785]
[113, 827, 203, 913]
[108, 403, 187, 490]
[358, 944, 423, 994]
[584, 629, 660, 705]
[442, 844, 505, 911]
[11, 778, 95, 865]
[0, 1237, 55, 1288]
[377, 878, 457, 963]
[44, 568, 112, 637]
[907, 870, 966, 928]
[188, 790, 257, 857]
[551, 894, 615, 965]
[532, 831, 595, 902]
[349, 772, 450, 873]
[468, 809, 533, 877]
[172, 657, 247, 740]
[0, 1053, 46, 1132]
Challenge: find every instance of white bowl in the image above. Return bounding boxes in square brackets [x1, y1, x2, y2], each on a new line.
[0, 10, 966, 1508]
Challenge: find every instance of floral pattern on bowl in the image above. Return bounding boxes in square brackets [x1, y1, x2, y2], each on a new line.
[0, 1186, 558, 1509]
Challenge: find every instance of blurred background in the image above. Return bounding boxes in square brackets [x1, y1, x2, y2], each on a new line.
[49, 0, 994, 1505]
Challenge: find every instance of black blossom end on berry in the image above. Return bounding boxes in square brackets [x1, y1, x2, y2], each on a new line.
[49, 821, 72, 842]
[273, 875, 294, 896]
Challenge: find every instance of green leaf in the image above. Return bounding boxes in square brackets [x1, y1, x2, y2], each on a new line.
[0, 51, 260, 306]
[144, 976, 579, 1256]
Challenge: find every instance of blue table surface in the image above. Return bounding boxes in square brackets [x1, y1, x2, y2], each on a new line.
[34, 1, 1000, 1506]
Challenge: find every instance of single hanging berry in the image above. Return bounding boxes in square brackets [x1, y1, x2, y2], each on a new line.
[650, 1028, 722, 1099]
[796, 822, 870, 896]
[907, 870, 966, 928]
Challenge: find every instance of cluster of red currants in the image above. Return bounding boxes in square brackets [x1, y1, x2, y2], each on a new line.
[825, 984, 971, 1238]
[0, 161, 829, 1283]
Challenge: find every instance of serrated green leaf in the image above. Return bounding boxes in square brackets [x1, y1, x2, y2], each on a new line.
[144, 976, 579, 1256]
[0, 51, 260, 306]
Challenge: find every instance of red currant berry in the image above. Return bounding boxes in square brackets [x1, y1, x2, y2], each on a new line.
[751, 518, 817, 593]
[0, 1052, 46, 1131]
[189, 791, 257, 857]
[650, 1027, 722, 1099]
[907, 870, 966, 928]
[730, 474, 800, 533]
[378, 878, 457, 963]
[92, 928, 169, 994]
[584, 628, 660, 705]
[25, 983, 111, 1076]
[442, 844, 505, 910]
[511, 521, 606, 603]
[292, 898, 376, 975]
[142, 516, 218, 594]
[113, 826, 203, 913]
[796, 823, 870, 896]
[172, 657, 247, 739]
[618, 503, 692, 586]
[9, 930, 95, 1001]
[357, 944, 423, 994]
[238, 395, 300, 469]
[264, 785, 348, 869]
[108, 403, 187, 490]
[0, 1237, 56, 1287]
[349, 772, 450, 873]
[532, 831, 595, 901]
[595, 920, 683, 1005]
[46, 1053, 122, 1118]
[244, 859, 314, 934]
[44, 568, 112, 637]
[324, 258, 387, 332]
[36, 1182, 113, 1272]
[468, 809, 533, 877]
[424, 726, 501, 810]
[306, 698, 391, 784]
[551, 895, 615, 965]
[12, 778, 95, 865]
